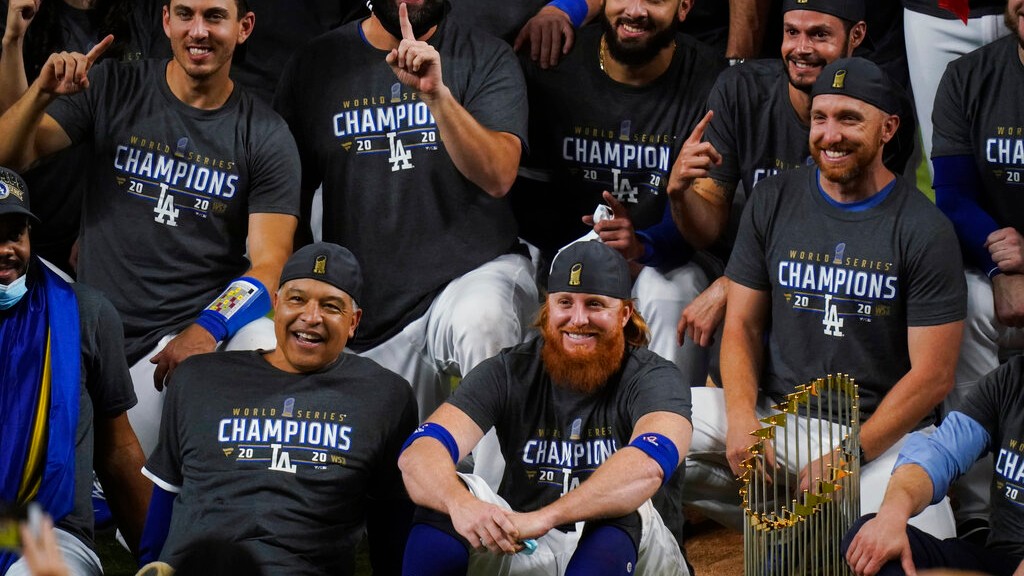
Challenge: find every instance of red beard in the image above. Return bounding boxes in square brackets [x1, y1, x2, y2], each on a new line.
[540, 321, 626, 394]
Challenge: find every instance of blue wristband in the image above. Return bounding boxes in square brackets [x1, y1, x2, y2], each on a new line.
[401, 422, 460, 464]
[196, 276, 270, 342]
[547, 0, 587, 28]
[628, 433, 679, 486]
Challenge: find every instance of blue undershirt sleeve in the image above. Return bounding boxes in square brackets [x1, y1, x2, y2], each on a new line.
[893, 412, 991, 505]
[138, 485, 175, 567]
[932, 154, 1002, 277]
[634, 202, 693, 270]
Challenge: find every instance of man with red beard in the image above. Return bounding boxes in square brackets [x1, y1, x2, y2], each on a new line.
[682, 57, 967, 539]
[399, 240, 693, 575]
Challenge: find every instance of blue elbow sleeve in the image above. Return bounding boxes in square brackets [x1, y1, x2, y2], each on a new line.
[636, 203, 693, 269]
[138, 485, 176, 566]
[894, 412, 990, 505]
[932, 155, 1001, 276]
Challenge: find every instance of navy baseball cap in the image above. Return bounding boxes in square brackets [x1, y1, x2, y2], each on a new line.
[782, 0, 864, 22]
[0, 167, 37, 222]
[548, 241, 631, 300]
[812, 57, 901, 116]
[279, 243, 363, 303]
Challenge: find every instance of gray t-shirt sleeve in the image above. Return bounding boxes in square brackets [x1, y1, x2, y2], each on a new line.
[625, 358, 693, 427]
[144, 360, 191, 490]
[931, 61, 973, 159]
[461, 40, 529, 150]
[76, 283, 136, 415]
[47, 61, 109, 145]
[447, 354, 507, 434]
[725, 181, 773, 290]
[705, 72, 742, 191]
[903, 206, 967, 326]
[244, 115, 302, 216]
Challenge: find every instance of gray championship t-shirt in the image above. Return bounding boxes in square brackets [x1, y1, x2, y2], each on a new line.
[275, 18, 527, 350]
[512, 26, 723, 260]
[448, 337, 691, 513]
[932, 35, 1024, 237]
[957, 356, 1024, 559]
[47, 59, 301, 363]
[144, 351, 417, 576]
[726, 167, 965, 422]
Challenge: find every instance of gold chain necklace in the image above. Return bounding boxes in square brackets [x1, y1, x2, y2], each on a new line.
[599, 35, 607, 72]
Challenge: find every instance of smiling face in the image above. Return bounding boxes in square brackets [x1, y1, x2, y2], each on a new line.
[265, 278, 362, 374]
[539, 292, 631, 393]
[1007, 0, 1024, 48]
[601, 0, 685, 66]
[781, 10, 862, 93]
[0, 215, 29, 286]
[162, 0, 253, 83]
[809, 94, 896, 186]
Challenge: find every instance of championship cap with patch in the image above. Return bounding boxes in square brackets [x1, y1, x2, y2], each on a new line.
[811, 57, 901, 116]
[279, 242, 363, 303]
[781, 0, 864, 22]
[0, 167, 37, 222]
[548, 241, 631, 300]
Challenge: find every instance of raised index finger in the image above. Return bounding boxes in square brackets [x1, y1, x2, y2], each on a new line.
[398, 2, 415, 40]
[86, 34, 114, 63]
[686, 110, 714, 144]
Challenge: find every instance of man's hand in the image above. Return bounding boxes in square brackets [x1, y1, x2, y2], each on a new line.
[797, 445, 849, 493]
[986, 227, 1024, 274]
[507, 509, 554, 542]
[19, 515, 70, 576]
[4, 0, 39, 42]
[513, 5, 575, 69]
[845, 514, 916, 576]
[35, 34, 113, 96]
[149, 323, 217, 391]
[449, 497, 521, 555]
[667, 111, 722, 196]
[726, 412, 774, 479]
[1013, 557, 1024, 576]
[385, 3, 445, 99]
[678, 276, 729, 347]
[992, 273, 1024, 328]
[582, 190, 644, 262]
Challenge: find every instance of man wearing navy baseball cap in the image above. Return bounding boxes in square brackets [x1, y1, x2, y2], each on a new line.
[400, 240, 695, 575]
[684, 57, 968, 541]
[0, 166, 150, 575]
[140, 242, 418, 575]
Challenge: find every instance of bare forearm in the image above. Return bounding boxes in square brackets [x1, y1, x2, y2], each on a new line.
[0, 81, 54, 170]
[668, 178, 731, 249]
[423, 87, 520, 198]
[726, 0, 770, 58]
[538, 449, 664, 528]
[721, 320, 762, 423]
[877, 464, 934, 521]
[399, 442, 475, 516]
[0, 35, 29, 111]
[96, 447, 151, 556]
[860, 371, 951, 461]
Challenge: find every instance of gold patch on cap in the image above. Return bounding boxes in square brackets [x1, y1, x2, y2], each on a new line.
[569, 263, 583, 286]
[832, 69, 847, 89]
[313, 255, 327, 275]
[796, 0, 808, 3]
[0, 174, 24, 201]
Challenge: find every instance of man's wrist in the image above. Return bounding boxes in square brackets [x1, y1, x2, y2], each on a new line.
[546, 0, 587, 27]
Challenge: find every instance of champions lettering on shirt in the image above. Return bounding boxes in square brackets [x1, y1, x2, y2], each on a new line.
[330, 83, 439, 171]
[996, 437, 1024, 507]
[216, 399, 354, 474]
[562, 121, 673, 206]
[521, 420, 617, 495]
[113, 135, 241, 226]
[778, 244, 898, 337]
[986, 126, 1024, 185]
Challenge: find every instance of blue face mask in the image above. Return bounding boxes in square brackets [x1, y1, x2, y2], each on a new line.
[0, 273, 28, 309]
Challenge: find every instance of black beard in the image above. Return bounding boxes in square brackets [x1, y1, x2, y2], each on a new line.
[372, 0, 446, 40]
[600, 15, 676, 67]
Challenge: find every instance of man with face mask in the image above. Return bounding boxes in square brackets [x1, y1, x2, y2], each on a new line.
[0, 166, 150, 575]
[275, 1, 538, 424]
